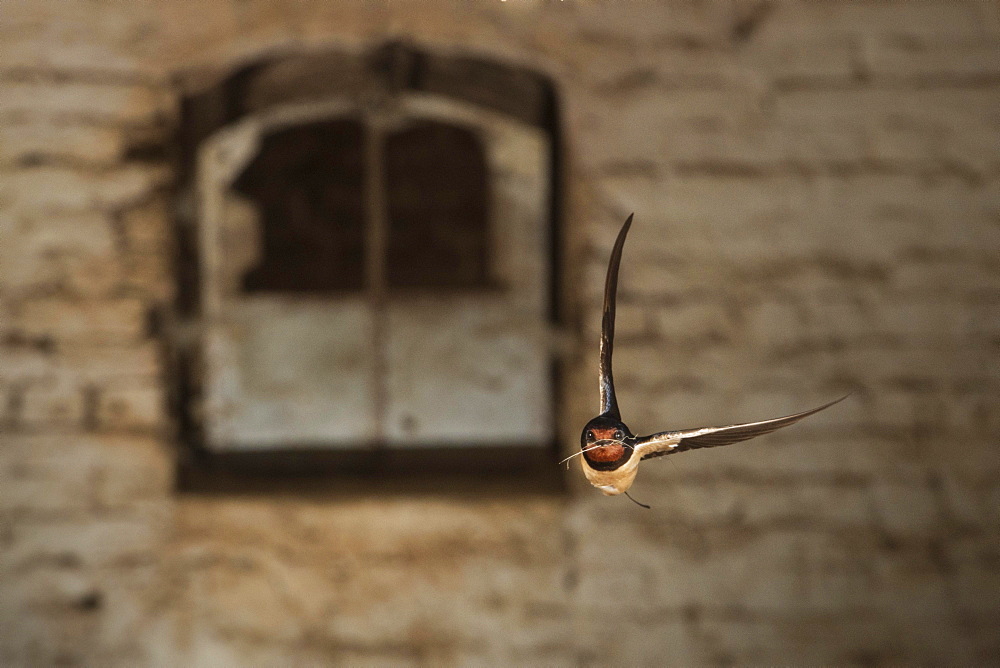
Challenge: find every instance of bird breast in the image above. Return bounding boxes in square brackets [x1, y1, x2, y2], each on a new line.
[581, 457, 640, 495]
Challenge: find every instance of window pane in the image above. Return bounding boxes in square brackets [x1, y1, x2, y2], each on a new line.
[234, 118, 367, 292]
[384, 121, 489, 288]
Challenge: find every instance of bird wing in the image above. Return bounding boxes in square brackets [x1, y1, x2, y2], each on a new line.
[634, 395, 848, 460]
[598, 213, 634, 420]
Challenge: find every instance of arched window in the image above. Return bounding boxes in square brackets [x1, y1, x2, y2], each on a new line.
[171, 44, 561, 483]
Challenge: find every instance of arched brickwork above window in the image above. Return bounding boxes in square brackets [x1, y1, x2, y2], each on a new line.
[176, 42, 558, 184]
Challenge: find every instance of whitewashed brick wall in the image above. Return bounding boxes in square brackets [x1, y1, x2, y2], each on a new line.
[1, 1, 998, 665]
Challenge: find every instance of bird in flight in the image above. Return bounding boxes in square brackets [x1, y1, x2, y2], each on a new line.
[573, 214, 847, 505]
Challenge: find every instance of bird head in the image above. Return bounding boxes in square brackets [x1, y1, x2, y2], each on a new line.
[580, 415, 635, 471]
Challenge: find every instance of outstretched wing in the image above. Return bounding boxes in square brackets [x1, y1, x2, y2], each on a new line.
[599, 214, 634, 420]
[634, 395, 848, 460]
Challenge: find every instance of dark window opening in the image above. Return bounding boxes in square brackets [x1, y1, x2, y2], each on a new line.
[234, 118, 367, 292]
[233, 117, 491, 294]
[385, 121, 489, 288]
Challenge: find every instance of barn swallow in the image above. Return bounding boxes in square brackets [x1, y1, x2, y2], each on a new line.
[574, 214, 847, 501]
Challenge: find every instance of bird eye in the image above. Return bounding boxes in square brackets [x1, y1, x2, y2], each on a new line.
[586, 430, 595, 441]
[614, 430, 624, 440]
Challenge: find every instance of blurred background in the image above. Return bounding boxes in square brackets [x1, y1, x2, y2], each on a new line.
[1, 1, 998, 665]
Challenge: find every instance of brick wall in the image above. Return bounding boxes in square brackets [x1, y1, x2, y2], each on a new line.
[1, 1, 998, 665]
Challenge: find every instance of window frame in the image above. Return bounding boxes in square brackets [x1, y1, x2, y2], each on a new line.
[167, 44, 565, 491]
